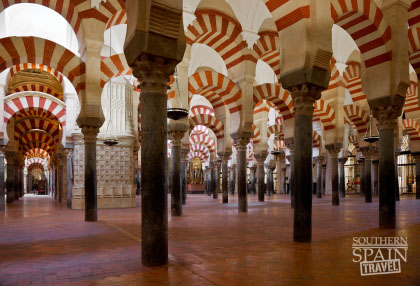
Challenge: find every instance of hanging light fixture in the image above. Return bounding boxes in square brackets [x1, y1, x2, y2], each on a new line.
[363, 110, 379, 143]
[103, 28, 118, 147]
[167, 67, 189, 120]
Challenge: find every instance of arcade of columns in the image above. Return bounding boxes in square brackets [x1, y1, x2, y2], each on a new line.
[0, 0, 420, 268]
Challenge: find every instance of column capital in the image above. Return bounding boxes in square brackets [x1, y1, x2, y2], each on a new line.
[284, 138, 294, 154]
[325, 143, 342, 159]
[360, 146, 375, 160]
[371, 105, 400, 131]
[314, 156, 325, 164]
[233, 138, 250, 151]
[132, 54, 178, 94]
[290, 84, 322, 117]
[82, 126, 100, 143]
[218, 154, 231, 163]
[168, 130, 185, 146]
[249, 166, 257, 172]
[338, 157, 348, 165]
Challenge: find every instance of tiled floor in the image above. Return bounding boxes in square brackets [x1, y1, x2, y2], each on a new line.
[0, 193, 419, 285]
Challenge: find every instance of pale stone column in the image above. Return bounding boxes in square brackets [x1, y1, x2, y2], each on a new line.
[168, 130, 185, 216]
[133, 55, 178, 266]
[326, 144, 342, 206]
[0, 152, 4, 211]
[234, 138, 250, 212]
[338, 157, 347, 198]
[289, 85, 321, 242]
[374, 108, 398, 229]
[255, 154, 267, 202]
[285, 139, 295, 207]
[249, 166, 256, 194]
[220, 155, 230, 204]
[66, 149, 73, 209]
[229, 165, 236, 195]
[361, 147, 373, 203]
[413, 153, 420, 200]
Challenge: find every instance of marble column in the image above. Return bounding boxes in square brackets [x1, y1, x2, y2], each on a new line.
[358, 158, 365, 196]
[169, 130, 184, 216]
[57, 154, 64, 203]
[276, 154, 285, 194]
[290, 85, 320, 243]
[372, 159, 379, 196]
[229, 165, 236, 195]
[6, 152, 16, 203]
[395, 151, 400, 201]
[235, 138, 250, 212]
[414, 153, 420, 199]
[66, 150, 73, 209]
[206, 167, 212, 196]
[315, 156, 324, 198]
[361, 147, 373, 203]
[286, 139, 295, 208]
[14, 163, 20, 201]
[375, 111, 397, 229]
[266, 164, 275, 196]
[255, 155, 266, 202]
[221, 156, 229, 204]
[212, 161, 219, 199]
[326, 144, 341, 206]
[181, 149, 189, 205]
[249, 166, 256, 195]
[321, 164, 326, 195]
[134, 55, 178, 266]
[338, 157, 347, 198]
[0, 153, 4, 211]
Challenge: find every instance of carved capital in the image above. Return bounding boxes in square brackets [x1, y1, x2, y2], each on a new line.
[168, 130, 185, 146]
[233, 138, 250, 151]
[132, 54, 177, 94]
[325, 143, 342, 159]
[360, 146, 374, 160]
[372, 105, 400, 131]
[82, 126, 100, 143]
[314, 156, 325, 165]
[290, 84, 322, 117]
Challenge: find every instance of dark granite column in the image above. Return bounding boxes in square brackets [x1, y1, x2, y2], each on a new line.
[81, 126, 99, 221]
[249, 166, 256, 194]
[6, 152, 16, 203]
[234, 138, 250, 212]
[221, 156, 229, 204]
[266, 164, 275, 196]
[58, 154, 64, 204]
[395, 151, 400, 201]
[133, 55, 178, 266]
[229, 165, 236, 195]
[285, 139, 295, 208]
[255, 155, 266, 202]
[374, 111, 397, 229]
[181, 149, 189, 205]
[414, 153, 420, 199]
[338, 157, 347, 198]
[211, 161, 218, 199]
[206, 167, 212, 196]
[326, 144, 341, 206]
[361, 147, 373, 203]
[169, 130, 185, 216]
[14, 163, 20, 201]
[358, 158, 365, 196]
[321, 164, 326, 195]
[0, 152, 4, 211]
[315, 156, 324, 198]
[372, 159, 379, 196]
[66, 150, 73, 209]
[290, 85, 320, 243]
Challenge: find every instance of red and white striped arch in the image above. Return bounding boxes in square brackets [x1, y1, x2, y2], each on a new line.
[253, 83, 293, 120]
[189, 105, 215, 117]
[189, 114, 224, 140]
[4, 94, 66, 126]
[191, 125, 209, 136]
[273, 139, 285, 151]
[343, 62, 366, 103]
[348, 135, 360, 152]
[19, 130, 56, 153]
[190, 133, 216, 154]
[189, 151, 209, 162]
[313, 99, 335, 131]
[247, 143, 254, 162]
[402, 119, 420, 142]
[404, 81, 419, 114]
[27, 162, 45, 173]
[9, 63, 64, 84]
[185, 9, 255, 71]
[263, 0, 309, 32]
[408, 26, 420, 79]
[331, 0, 392, 68]
[25, 157, 47, 168]
[253, 99, 279, 116]
[252, 124, 261, 144]
[25, 148, 49, 160]
[313, 132, 321, 148]
[254, 31, 281, 81]
[0, 37, 85, 94]
[343, 104, 369, 135]
[189, 70, 242, 121]
[14, 118, 60, 141]
[100, 54, 131, 87]
[190, 144, 210, 157]
[267, 124, 283, 139]
[7, 83, 63, 100]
